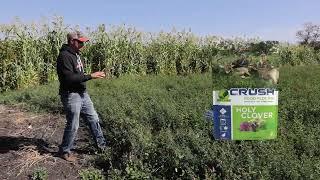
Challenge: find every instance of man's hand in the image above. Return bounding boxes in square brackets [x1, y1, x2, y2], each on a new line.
[91, 71, 106, 79]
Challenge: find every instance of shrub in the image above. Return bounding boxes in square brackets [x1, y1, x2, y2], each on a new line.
[79, 168, 105, 180]
[31, 168, 48, 180]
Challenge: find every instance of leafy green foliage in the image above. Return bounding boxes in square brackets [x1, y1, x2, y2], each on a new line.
[248, 41, 279, 55]
[1, 65, 320, 178]
[1, 15, 320, 180]
[277, 44, 320, 66]
[79, 168, 105, 180]
[31, 168, 48, 180]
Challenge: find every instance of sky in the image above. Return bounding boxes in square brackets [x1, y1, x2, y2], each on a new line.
[1, 0, 320, 43]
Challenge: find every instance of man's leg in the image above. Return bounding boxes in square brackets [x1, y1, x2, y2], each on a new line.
[80, 92, 107, 150]
[59, 92, 82, 154]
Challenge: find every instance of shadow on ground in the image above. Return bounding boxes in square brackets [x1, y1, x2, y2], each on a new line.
[0, 136, 95, 155]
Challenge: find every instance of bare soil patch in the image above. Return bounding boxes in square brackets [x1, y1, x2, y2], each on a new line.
[0, 104, 97, 180]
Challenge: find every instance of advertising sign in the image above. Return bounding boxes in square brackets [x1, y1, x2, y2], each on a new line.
[212, 88, 278, 140]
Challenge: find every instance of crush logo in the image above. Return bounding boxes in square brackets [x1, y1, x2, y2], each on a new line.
[229, 88, 275, 96]
[218, 90, 231, 102]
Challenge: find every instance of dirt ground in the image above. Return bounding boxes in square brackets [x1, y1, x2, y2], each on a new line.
[0, 104, 99, 180]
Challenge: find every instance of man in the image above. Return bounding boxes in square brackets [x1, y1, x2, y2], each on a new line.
[56, 31, 107, 162]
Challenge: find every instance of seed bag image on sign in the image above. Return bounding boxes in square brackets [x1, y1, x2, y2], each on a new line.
[212, 88, 278, 140]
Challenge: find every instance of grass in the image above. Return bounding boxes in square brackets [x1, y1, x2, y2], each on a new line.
[1, 66, 320, 179]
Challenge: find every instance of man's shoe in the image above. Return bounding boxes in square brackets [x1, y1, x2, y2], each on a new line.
[59, 152, 77, 162]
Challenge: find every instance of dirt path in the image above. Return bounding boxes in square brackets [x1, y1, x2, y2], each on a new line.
[0, 104, 98, 180]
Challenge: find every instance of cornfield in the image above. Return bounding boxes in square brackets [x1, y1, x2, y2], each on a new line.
[1, 16, 319, 92]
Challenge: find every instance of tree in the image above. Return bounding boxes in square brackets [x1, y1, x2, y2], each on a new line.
[248, 41, 279, 55]
[296, 22, 320, 49]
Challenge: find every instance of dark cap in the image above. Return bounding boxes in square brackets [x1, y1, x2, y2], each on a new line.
[67, 31, 89, 42]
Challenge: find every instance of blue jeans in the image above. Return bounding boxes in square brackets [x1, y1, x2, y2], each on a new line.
[59, 92, 106, 153]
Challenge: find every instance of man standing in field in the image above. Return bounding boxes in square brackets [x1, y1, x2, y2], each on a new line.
[56, 31, 107, 162]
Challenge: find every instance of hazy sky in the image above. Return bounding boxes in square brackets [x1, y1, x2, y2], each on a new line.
[1, 0, 320, 42]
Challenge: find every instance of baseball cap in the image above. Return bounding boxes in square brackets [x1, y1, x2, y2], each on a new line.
[67, 31, 89, 42]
